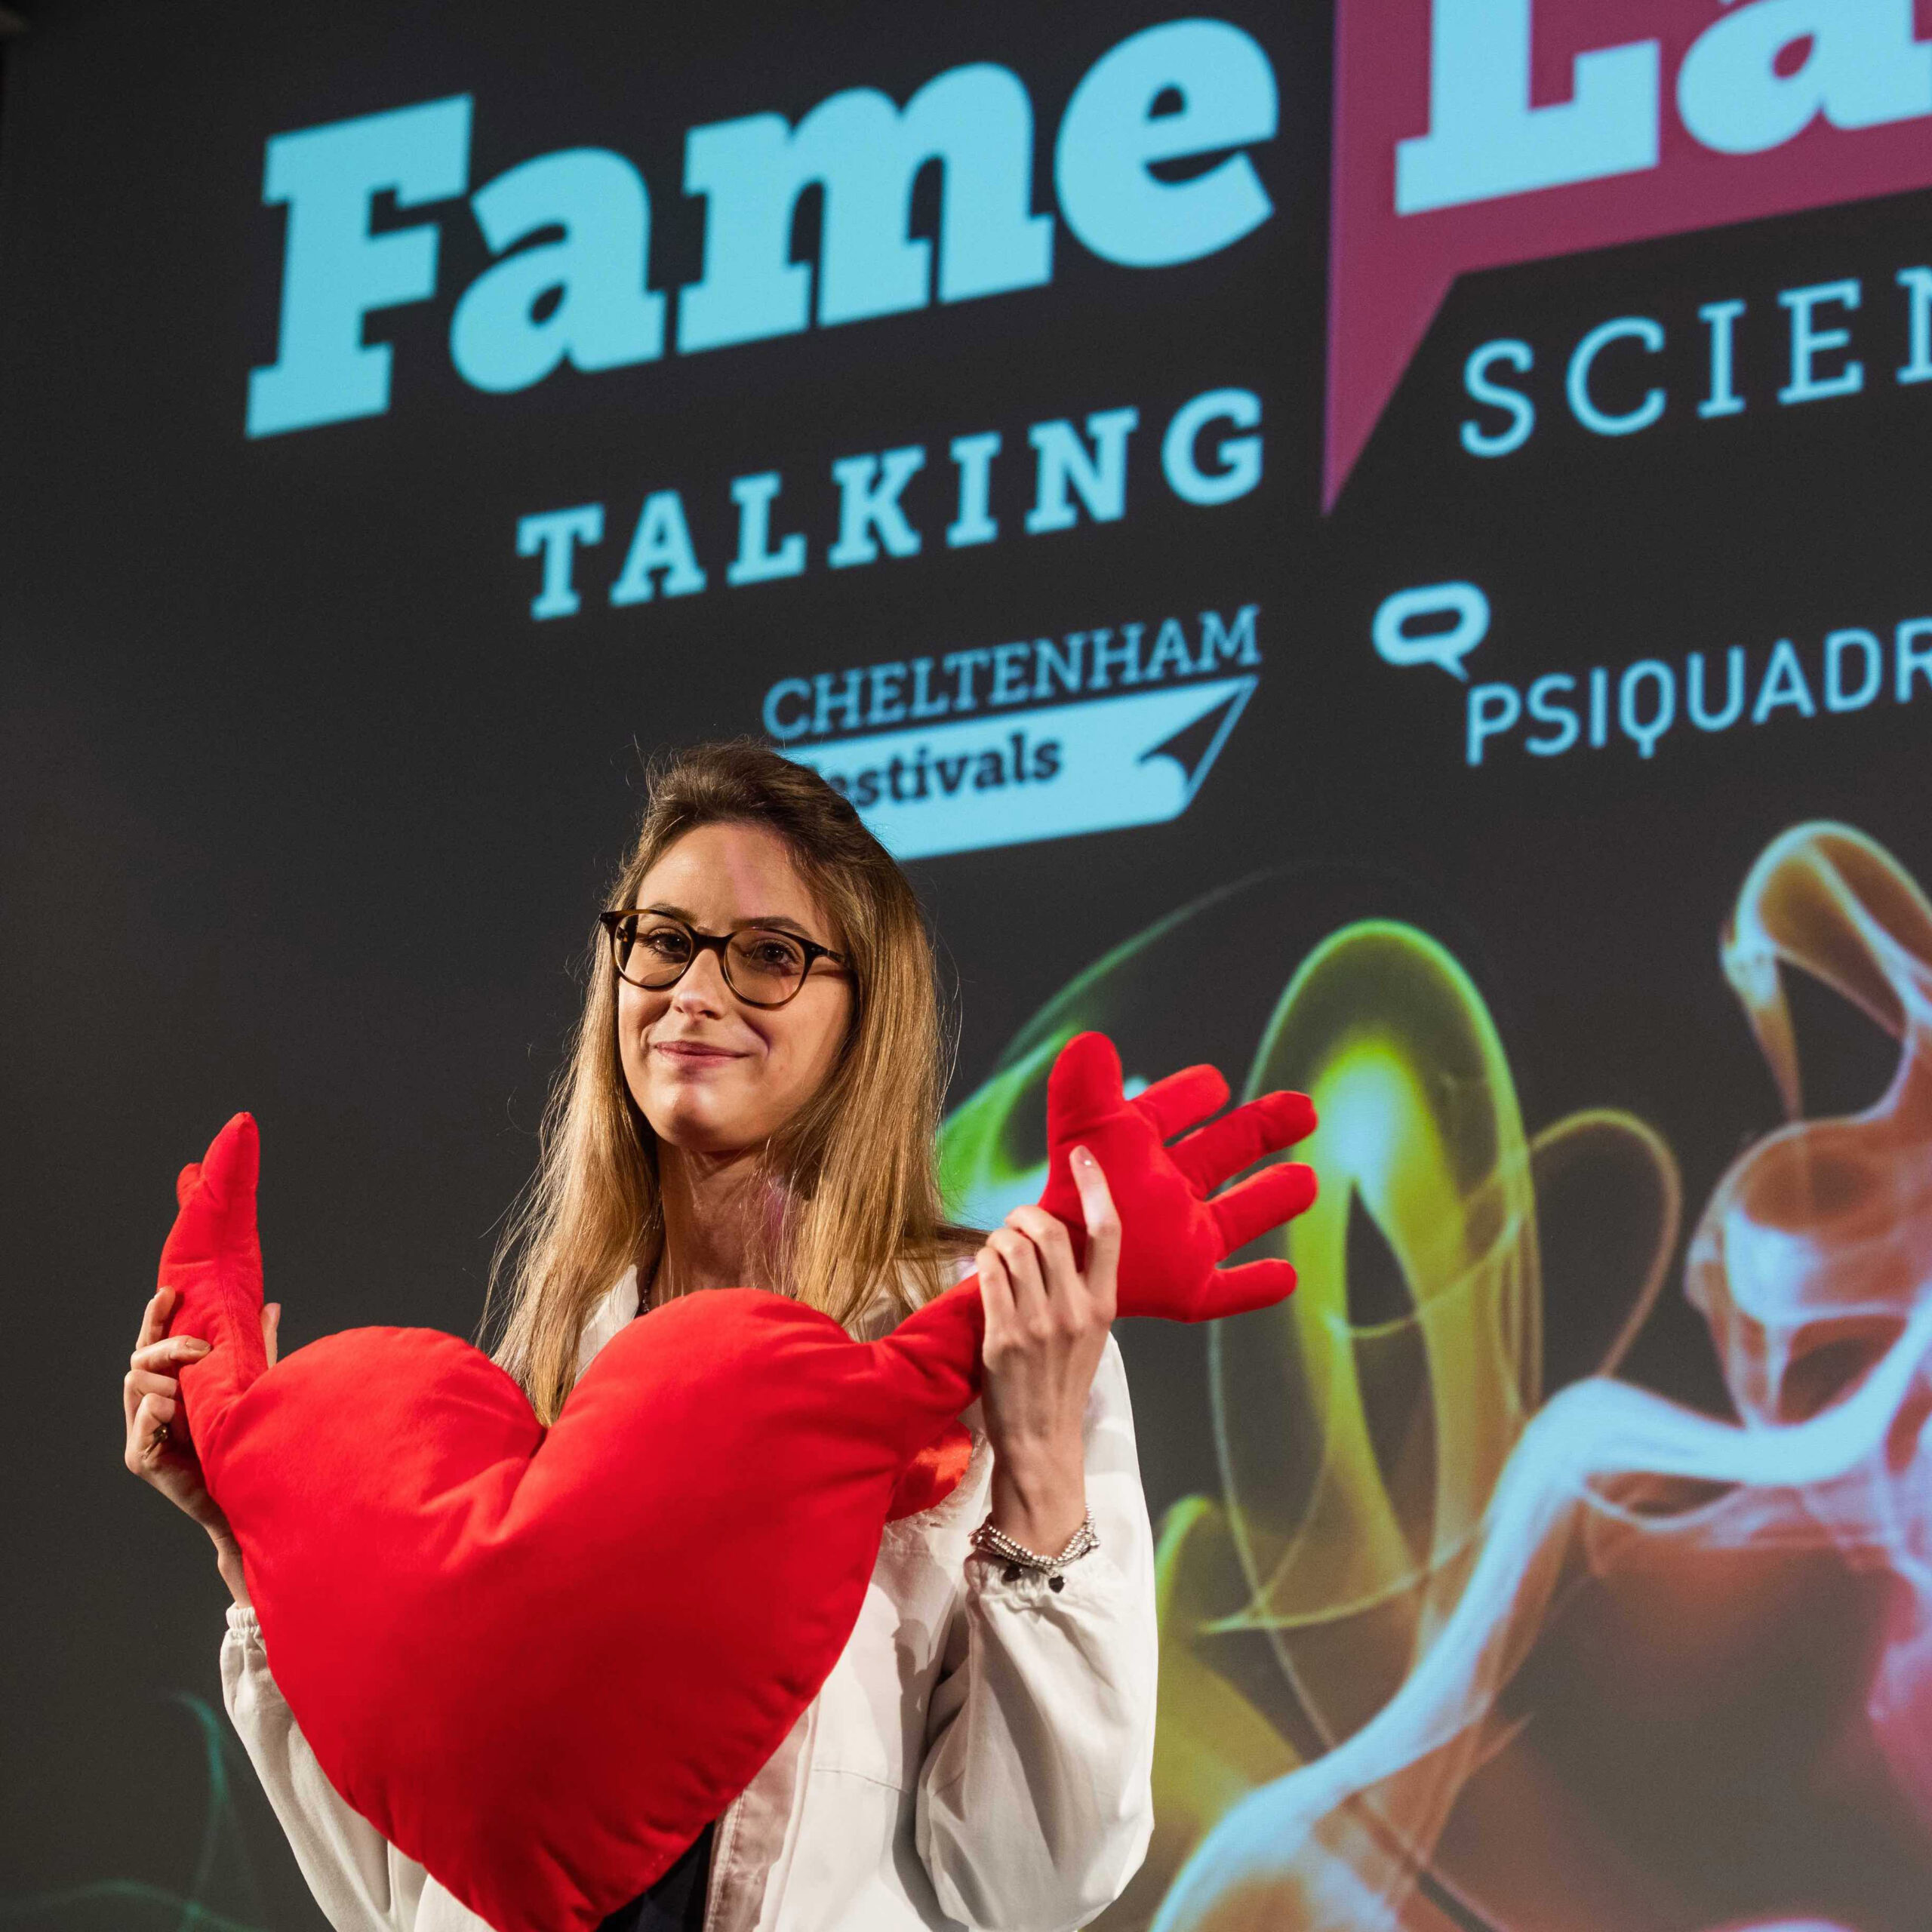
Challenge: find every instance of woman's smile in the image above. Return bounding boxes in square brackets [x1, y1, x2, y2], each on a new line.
[651, 1037, 744, 1065]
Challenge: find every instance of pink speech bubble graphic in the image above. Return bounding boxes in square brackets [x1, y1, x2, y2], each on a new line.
[1326, 0, 1932, 510]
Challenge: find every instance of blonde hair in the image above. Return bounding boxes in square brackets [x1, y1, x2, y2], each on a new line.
[480, 740, 969, 1424]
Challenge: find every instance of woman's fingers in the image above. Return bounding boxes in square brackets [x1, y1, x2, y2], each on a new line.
[1005, 1200, 1113, 1332]
[126, 1367, 181, 1405]
[131, 1334, 209, 1374]
[988, 1226, 1051, 1337]
[1001, 1204, 1073, 1280]
[135, 1287, 170, 1352]
[1068, 1148, 1119, 1315]
[976, 1240, 1016, 1333]
[125, 1391, 175, 1475]
[262, 1302, 281, 1369]
[126, 1291, 211, 1447]
[128, 1334, 208, 1431]
[128, 1295, 166, 1429]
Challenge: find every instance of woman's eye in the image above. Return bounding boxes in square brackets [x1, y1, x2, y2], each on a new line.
[747, 938, 804, 968]
[640, 931, 688, 958]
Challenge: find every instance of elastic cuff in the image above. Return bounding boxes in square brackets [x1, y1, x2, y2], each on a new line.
[225, 1602, 263, 1641]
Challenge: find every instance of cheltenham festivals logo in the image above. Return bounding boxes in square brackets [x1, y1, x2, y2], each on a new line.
[1327, 0, 1932, 506]
[769, 608, 1260, 860]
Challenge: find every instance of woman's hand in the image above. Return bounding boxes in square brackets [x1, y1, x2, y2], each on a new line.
[124, 1284, 280, 1605]
[977, 1145, 1120, 1558]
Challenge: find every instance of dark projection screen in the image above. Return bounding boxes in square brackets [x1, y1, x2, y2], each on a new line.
[8, 3, 1932, 1927]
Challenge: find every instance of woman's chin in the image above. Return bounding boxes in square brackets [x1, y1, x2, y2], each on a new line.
[647, 1096, 761, 1155]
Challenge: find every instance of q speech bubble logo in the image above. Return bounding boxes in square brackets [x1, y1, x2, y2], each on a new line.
[1325, 0, 1932, 509]
[1374, 582, 1490, 680]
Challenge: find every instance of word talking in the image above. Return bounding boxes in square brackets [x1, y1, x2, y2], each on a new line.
[515, 391, 1261, 617]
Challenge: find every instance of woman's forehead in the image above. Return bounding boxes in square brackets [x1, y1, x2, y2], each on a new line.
[638, 823, 832, 929]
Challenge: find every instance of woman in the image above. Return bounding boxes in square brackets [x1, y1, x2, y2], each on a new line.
[123, 742, 1158, 1932]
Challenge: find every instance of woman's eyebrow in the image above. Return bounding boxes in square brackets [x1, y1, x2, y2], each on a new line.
[641, 902, 820, 940]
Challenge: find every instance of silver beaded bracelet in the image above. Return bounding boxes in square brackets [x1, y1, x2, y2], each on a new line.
[970, 1510, 1099, 1592]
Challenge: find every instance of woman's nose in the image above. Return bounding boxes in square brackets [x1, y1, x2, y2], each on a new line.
[671, 950, 731, 1014]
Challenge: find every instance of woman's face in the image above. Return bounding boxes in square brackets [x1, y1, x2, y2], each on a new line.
[616, 822, 854, 1155]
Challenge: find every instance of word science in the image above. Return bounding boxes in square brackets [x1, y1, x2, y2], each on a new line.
[242, 19, 1278, 437]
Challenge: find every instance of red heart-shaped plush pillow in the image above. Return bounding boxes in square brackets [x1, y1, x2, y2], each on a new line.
[163, 1032, 1315, 1932]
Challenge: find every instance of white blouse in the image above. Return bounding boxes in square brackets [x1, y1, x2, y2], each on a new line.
[220, 1265, 1160, 1932]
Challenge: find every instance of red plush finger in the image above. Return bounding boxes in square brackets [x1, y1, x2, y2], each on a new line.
[1170, 1090, 1317, 1192]
[1189, 1257, 1300, 1320]
[176, 1162, 203, 1210]
[1044, 1032, 1126, 1140]
[160, 1115, 269, 1438]
[186, 1114, 260, 1228]
[1131, 1063, 1230, 1141]
[1210, 1161, 1319, 1255]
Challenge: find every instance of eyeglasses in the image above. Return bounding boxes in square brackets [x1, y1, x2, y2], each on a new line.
[598, 910, 848, 1009]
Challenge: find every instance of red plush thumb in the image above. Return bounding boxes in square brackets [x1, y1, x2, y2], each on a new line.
[160, 1114, 268, 1464]
[1044, 1031, 1125, 1143]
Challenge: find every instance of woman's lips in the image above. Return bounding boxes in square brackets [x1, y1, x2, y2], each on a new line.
[651, 1040, 741, 1062]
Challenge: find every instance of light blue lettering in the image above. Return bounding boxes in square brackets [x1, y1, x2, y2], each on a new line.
[1197, 606, 1260, 672]
[1567, 317, 1666, 436]
[1687, 648, 1747, 730]
[1026, 409, 1137, 532]
[247, 97, 472, 435]
[946, 433, 1001, 547]
[1525, 673, 1579, 755]
[829, 447, 926, 566]
[1467, 682, 1522, 765]
[1619, 660, 1675, 757]
[517, 503, 603, 620]
[451, 149, 664, 394]
[1752, 638, 1817, 720]
[678, 65, 1051, 353]
[1161, 388, 1262, 504]
[1897, 619, 1932, 700]
[1397, 0, 1658, 214]
[1779, 280, 1864, 404]
[1699, 300, 1747, 417]
[1462, 340, 1536, 456]
[1678, 0, 1932, 155]
[1825, 629, 1883, 711]
[727, 472, 807, 586]
[764, 678, 813, 740]
[609, 491, 706, 604]
[1056, 20, 1277, 266]
[1898, 269, 1932, 384]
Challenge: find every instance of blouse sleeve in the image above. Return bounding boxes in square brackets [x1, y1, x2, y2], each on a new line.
[913, 1333, 1160, 1932]
[220, 1604, 431, 1932]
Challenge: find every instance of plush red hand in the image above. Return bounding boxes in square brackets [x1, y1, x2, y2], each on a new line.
[1036, 1031, 1318, 1320]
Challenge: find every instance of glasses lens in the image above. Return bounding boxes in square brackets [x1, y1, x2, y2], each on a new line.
[619, 917, 697, 987]
[725, 928, 809, 1004]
